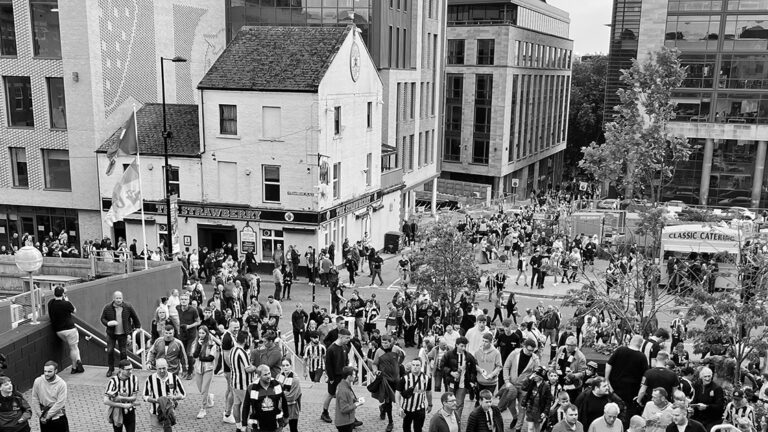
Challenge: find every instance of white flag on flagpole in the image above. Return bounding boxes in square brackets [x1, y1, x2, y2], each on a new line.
[104, 158, 142, 226]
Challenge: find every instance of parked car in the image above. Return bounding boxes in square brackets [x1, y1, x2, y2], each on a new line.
[717, 196, 752, 206]
[597, 199, 619, 209]
[728, 206, 756, 220]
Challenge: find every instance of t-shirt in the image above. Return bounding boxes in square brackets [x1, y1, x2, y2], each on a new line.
[47, 299, 75, 332]
[325, 343, 349, 382]
[496, 330, 522, 362]
[607, 346, 649, 395]
[552, 420, 586, 432]
[114, 305, 125, 335]
[642, 368, 679, 403]
[518, 351, 532, 376]
[587, 417, 624, 432]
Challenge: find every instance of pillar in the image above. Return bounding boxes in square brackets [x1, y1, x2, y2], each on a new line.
[492, 177, 501, 199]
[532, 160, 540, 193]
[520, 165, 529, 199]
[431, 180, 438, 220]
[700, 138, 715, 206]
[752, 141, 767, 208]
[402, 190, 410, 220]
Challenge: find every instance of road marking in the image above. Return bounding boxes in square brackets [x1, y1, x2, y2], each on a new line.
[387, 278, 401, 291]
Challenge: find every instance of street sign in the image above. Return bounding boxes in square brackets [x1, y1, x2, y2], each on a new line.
[241, 225, 256, 253]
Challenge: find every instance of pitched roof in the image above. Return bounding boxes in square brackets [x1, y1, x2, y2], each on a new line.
[97, 104, 200, 157]
[198, 25, 352, 92]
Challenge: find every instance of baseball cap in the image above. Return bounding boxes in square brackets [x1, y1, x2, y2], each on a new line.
[733, 389, 744, 399]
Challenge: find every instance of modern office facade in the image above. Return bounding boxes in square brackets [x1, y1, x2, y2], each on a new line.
[224, 0, 443, 220]
[0, 0, 226, 251]
[607, 0, 768, 208]
[441, 0, 573, 198]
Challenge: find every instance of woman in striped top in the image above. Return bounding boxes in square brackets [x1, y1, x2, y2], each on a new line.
[277, 358, 302, 432]
[191, 325, 218, 419]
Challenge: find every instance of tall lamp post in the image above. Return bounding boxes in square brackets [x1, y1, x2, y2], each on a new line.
[15, 244, 43, 324]
[160, 56, 187, 258]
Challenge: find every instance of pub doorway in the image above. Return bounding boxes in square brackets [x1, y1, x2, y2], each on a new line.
[197, 224, 237, 252]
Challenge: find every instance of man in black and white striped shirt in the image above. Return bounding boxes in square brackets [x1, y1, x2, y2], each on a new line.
[142, 358, 186, 431]
[398, 358, 433, 432]
[103, 359, 140, 432]
[230, 330, 256, 429]
[303, 331, 326, 382]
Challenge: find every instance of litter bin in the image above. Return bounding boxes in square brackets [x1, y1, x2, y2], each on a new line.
[384, 231, 400, 254]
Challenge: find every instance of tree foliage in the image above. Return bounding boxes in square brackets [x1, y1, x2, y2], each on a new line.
[564, 55, 607, 177]
[684, 251, 768, 385]
[580, 47, 694, 203]
[410, 220, 481, 318]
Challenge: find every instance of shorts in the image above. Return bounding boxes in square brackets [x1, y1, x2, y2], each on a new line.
[328, 379, 340, 395]
[56, 328, 79, 347]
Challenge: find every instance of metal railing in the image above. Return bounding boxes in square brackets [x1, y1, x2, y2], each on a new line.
[89, 249, 134, 277]
[131, 328, 152, 369]
[280, 340, 307, 377]
[348, 343, 373, 385]
[75, 323, 143, 369]
[7, 287, 45, 328]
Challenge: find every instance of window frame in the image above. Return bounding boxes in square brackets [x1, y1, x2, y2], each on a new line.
[367, 101, 373, 129]
[477, 39, 495, 65]
[334, 106, 342, 135]
[262, 164, 281, 203]
[219, 104, 238, 136]
[447, 39, 465, 64]
[164, 165, 180, 198]
[46, 77, 66, 129]
[0, 0, 16, 56]
[29, 0, 62, 58]
[9, 147, 27, 187]
[332, 162, 341, 199]
[365, 153, 372, 186]
[42, 148, 71, 190]
[4, 76, 33, 127]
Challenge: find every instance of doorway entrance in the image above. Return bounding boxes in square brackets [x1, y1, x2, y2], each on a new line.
[197, 224, 237, 251]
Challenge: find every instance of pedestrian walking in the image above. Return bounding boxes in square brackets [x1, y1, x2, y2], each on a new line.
[0, 376, 32, 432]
[370, 251, 384, 286]
[242, 364, 290, 432]
[142, 358, 186, 431]
[191, 325, 218, 419]
[321, 328, 352, 423]
[103, 360, 140, 432]
[336, 366, 365, 432]
[465, 389, 504, 432]
[176, 293, 201, 380]
[31, 361, 68, 432]
[303, 331, 326, 383]
[397, 358, 433, 432]
[47, 286, 84, 374]
[100, 291, 141, 377]
[147, 325, 188, 375]
[427, 392, 461, 432]
[277, 358, 303, 432]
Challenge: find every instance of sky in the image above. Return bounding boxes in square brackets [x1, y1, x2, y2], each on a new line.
[547, 0, 613, 55]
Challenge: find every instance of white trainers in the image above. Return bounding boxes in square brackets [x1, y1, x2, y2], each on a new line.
[222, 413, 236, 424]
[197, 408, 207, 419]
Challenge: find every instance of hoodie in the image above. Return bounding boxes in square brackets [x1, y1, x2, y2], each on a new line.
[31, 374, 67, 420]
[0, 391, 32, 432]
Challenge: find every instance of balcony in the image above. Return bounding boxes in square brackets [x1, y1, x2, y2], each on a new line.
[381, 168, 404, 191]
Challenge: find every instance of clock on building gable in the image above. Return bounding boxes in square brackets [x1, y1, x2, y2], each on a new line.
[350, 42, 361, 82]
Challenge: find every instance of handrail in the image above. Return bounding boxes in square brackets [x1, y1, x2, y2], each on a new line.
[280, 340, 307, 377]
[131, 328, 152, 369]
[75, 323, 143, 369]
[348, 344, 373, 385]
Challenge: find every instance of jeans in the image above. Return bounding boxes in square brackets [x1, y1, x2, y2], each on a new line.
[40, 415, 69, 432]
[107, 334, 128, 369]
[112, 409, 136, 432]
[403, 409, 426, 432]
[371, 269, 383, 285]
[455, 387, 468, 420]
[293, 330, 304, 354]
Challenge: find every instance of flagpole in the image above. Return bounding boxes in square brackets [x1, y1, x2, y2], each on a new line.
[133, 104, 149, 270]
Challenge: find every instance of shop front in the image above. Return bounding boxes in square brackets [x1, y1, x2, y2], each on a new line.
[0, 205, 81, 251]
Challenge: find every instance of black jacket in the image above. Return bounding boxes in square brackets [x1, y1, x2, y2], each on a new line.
[465, 406, 504, 432]
[441, 348, 477, 391]
[100, 301, 141, 336]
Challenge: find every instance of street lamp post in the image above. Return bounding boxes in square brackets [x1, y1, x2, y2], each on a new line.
[14, 244, 43, 324]
[160, 56, 187, 258]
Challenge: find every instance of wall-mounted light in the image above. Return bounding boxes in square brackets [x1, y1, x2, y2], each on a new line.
[147, 163, 154, 171]
[71, 72, 79, 82]
[245, 168, 252, 176]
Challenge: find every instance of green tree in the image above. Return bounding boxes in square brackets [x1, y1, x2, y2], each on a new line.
[410, 220, 481, 320]
[580, 47, 694, 203]
[564, 55, 607, 177]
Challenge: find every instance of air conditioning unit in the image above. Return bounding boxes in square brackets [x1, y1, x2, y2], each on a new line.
[510, 178, 520, 188]
[10, 304, 23, 328]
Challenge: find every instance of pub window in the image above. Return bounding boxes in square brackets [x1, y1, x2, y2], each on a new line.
[261, 229, 283, 263]
[263, 165, 280, 203]
[164, 165, 180, 197]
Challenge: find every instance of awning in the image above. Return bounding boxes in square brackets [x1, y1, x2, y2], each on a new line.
[381, 143, 397, 154]
[661, 224, 743, 254]
[354, 207, 370, 219]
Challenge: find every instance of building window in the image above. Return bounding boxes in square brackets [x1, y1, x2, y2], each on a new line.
[30, 0, 61, 58]
[261, 229, 283, 263]
[367, 101, 373, 128]
[164, 165, 180, 197]
[263, 165, 280, 203]
[334, 106, 341, 135]
[219, 104, 237, 135]
[447, 39, 465, 64]
[382, 145, 399, 172]
[472, 139, 490, 165]
[447, 74, 463, 100]
[0, 1, 16, 56]
[366, 153, 372, 186]
[443, 136, 461, 162]
[9, 147, 27, 187]
[332, 162, 341, 199]
[262, 106, 281, 139]
[47, 77, 66, 129]
[5, 76, 33, 127]
[477, 39, 495, 65]
[408, 135, 415, 170]
[410, 82, 415, 119]
[42, 149, 71, 190]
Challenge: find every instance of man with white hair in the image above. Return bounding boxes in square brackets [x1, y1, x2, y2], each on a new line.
[143, 358, 186, 431]
[587, 403, 623, 432]
[691, 367, 724, 432]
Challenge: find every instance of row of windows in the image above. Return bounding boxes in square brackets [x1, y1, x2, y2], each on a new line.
[9, 147, 69, 190]
[421, 31, 438, 70]
[665, 14, 768, 51]
[396, 81, 435, 122]
[515, 41, 572, 69]
[218, 101, 373, 138]
[669, 0, 768, 12]
[516, 7, 569, 39]
[401, 130, 436, 171]
[446, 4, 568, 38]
[0, 0, 61, 58]
[447, 39, 494, 65]
[3, 76, 66, 129]
[387, 24, 409, 69]
[673, 90, 768, 124]
[681, 53, 768, 90]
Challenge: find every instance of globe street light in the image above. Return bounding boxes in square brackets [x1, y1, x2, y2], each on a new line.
[14, 244, 43, 324]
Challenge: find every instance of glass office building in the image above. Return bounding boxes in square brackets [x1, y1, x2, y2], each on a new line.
[606, 0, 768, 208]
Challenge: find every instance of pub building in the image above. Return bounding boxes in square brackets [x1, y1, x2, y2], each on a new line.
[99, 25, 401, 267]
